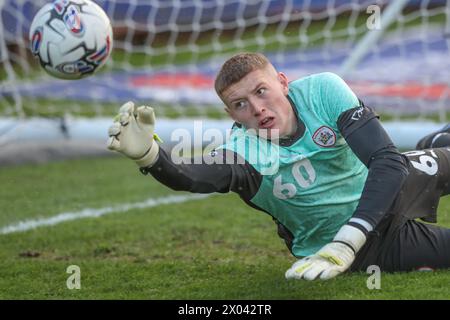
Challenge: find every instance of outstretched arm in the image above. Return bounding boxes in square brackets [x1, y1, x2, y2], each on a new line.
[142, 147, 255, 194]
[107, 101, 262, 197]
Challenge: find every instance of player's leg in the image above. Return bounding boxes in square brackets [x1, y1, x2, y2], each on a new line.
[351, 203, 450, 272]
[416, 123, 450, 149]
[382, 220, 450, 271]
[351, 147, 450, 272]
[377, 148, 450, 271]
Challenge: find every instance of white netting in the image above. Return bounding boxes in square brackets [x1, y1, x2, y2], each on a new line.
[1, 0, 449, 119]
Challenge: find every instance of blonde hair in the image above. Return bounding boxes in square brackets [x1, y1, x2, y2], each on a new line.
[214, 52, 271, 97]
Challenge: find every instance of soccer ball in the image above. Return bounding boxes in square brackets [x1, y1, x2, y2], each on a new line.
[29, 0, 113, 80]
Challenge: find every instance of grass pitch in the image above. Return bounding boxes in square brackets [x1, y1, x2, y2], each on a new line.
[1, 156, 450, 300]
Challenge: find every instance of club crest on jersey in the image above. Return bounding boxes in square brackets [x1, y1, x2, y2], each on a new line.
[312, 126, 336, 147]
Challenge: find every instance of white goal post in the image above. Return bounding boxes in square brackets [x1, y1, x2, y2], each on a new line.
[0, 0, 449, 162]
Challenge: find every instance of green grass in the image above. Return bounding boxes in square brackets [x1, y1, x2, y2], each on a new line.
[0, 156, 450, 299]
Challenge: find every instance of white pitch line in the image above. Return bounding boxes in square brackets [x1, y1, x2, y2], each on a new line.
[0, 194, 212, 235]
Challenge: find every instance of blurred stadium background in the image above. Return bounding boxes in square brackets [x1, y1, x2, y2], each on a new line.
[0, 0, 449, 164]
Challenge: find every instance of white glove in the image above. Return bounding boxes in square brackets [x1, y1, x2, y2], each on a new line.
[107, 101, 160, 167]
[285, 225, 366, 280]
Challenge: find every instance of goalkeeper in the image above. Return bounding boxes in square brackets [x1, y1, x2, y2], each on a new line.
[107, 52, 450, 280]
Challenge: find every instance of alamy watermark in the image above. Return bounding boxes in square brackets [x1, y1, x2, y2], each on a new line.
[169, 121, 280, 175]
[366, 265, 381, 290]
[66, 265, 81, 290]
[366, 5, 381, 30]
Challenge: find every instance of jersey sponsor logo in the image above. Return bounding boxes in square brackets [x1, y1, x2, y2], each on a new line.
[312, 126, 336, 147]
[351, 106, 364, 120]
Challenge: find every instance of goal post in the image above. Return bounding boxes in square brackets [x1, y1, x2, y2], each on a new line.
[0, 0, 449, 161]
[339, 0, 410, 77]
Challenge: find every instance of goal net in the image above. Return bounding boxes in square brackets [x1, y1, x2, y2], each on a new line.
[1, 0, 449, 152]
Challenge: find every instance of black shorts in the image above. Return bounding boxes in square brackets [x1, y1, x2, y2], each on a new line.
[351, 148, 450, 272]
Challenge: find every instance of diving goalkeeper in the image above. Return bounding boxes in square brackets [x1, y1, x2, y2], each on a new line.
[107, 52, 450, 280]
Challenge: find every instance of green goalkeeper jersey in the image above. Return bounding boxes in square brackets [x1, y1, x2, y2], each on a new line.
[219, 72, 368, 257]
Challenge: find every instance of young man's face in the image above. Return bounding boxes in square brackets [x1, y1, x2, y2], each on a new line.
[220, 66, 296, 139]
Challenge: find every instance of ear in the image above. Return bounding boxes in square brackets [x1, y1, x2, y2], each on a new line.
[224, 106, 240, 124]
[278, 72, 289, 95]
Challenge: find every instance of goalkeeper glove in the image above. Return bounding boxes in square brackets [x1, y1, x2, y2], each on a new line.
[107, 101, 160, 167]
[285, 224, 366, 280]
